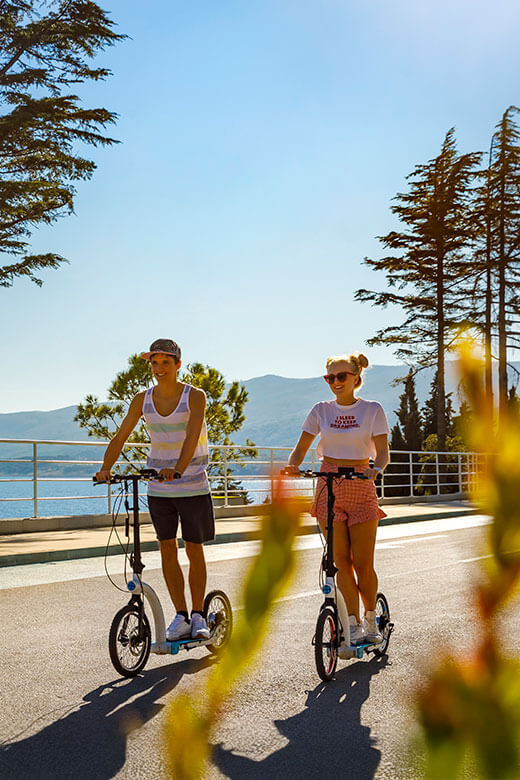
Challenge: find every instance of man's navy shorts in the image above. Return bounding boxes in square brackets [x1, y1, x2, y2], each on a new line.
[147, 493, 215, 544]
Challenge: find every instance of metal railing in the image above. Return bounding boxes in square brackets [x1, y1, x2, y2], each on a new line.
[0, 438, 485, 519]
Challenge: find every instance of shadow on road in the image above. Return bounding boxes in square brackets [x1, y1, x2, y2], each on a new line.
[212, 655, 390, 780]
[0, 654, 215, 779]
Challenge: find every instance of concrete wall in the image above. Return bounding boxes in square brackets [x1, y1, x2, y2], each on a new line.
[0, 492, 466, 534]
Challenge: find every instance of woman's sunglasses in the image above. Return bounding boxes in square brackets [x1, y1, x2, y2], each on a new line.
[323, 371, 356, 384]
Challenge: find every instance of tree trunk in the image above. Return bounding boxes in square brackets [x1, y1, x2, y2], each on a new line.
[484, 195, 494, 421]
[498, 167, 508, 423]
[437, 254, 447, 452]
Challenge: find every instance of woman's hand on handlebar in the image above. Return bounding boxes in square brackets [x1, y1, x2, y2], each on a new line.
[95, 469, 112, 484]
[282, 464, 301, 476]
[362, 466, 382, 481]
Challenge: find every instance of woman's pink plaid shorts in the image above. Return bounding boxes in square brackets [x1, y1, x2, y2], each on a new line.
[311, 461, 387, 527]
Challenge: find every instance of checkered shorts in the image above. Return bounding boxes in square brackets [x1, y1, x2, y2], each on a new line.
[311, 461, 387, 527]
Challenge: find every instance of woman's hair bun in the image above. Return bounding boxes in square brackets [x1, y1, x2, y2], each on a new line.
[357, 353, 369, 369]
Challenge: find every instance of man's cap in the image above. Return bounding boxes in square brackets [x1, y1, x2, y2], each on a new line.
[140, 339, 181, 360]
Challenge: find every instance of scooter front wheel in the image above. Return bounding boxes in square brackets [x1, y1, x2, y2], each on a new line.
[315, 606, 339, 681]
[109, 603, 151, 677]
[204, 589, 233, 654]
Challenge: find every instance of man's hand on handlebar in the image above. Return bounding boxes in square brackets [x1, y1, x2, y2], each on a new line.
[158, 468, 182, 481]
[95, 469, 112, 484]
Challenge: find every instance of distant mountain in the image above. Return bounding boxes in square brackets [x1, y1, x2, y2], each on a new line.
[232, 366, 441, 446]
[1, 363, 518, 453]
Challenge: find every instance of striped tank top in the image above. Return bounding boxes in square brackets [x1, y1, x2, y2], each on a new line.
[143, 384, 210, 497]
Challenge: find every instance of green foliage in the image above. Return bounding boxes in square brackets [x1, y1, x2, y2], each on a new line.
[164, 489, 300, 778]
[0, 0, 125, 287]
[416, 343, 520, 778]
[75, 355, 256, 488]
[179, 362, 257, 499]
[421, 370, 455, 440]
[392, 371, 422, 450]
[389, 422, 406, 450]
[75, 355, 152, 468]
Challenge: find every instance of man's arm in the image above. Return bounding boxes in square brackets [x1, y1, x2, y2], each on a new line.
[159, 386, 207, 481]
[95, 392, 145, 482]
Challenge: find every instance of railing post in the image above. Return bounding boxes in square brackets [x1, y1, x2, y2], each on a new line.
[270, 448, 274, 502]
[409, 452, 413, 497]
[223, 446, 229, 506]
[435, 453, 440, 496]
[311, 449, 316, 496]
[108, 482, 112, 515]
[457, 453, 462, 494]
[32, 442, 38, 518]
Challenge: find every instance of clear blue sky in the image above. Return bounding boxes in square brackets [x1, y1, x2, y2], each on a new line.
[2, 0, 520, 412]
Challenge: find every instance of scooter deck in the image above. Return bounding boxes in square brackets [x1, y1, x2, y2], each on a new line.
[151, 634, 215, 655]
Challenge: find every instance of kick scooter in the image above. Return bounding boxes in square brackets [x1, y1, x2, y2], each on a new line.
[282, 466, 393, 682]
[94, 469, 233, 678]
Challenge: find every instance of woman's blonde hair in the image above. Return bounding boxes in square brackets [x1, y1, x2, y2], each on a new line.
[326, 353, 369, 388]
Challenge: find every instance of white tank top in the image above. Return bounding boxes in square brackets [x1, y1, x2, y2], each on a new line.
[143, 384, 210, 497]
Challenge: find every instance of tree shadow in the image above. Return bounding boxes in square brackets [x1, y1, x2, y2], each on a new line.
[212, 655, 390, 780]
[0, 654, 215, 780]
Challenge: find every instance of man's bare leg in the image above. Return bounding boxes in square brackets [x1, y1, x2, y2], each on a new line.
[184, 541, 207, 612]
[159, 538, 187, 612]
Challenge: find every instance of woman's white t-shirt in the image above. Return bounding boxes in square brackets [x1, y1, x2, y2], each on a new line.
[302, 398, 389, 460]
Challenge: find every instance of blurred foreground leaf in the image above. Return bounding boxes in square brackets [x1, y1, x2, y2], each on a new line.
[165, 484, 300, 779]
[416, 341, 520, 779]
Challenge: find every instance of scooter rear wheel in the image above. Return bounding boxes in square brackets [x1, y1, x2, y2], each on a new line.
[373, 592, 391, 657]
[109, 602, 151, 677]
[204, 589, 233, 654]
[315, 606, 339, 681]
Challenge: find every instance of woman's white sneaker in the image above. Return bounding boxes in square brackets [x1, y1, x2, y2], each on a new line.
[166, 613, 191, 641]
[191, 612, 210, 640]
[349, 615, 365, 645]
[364, 610, 382, 643]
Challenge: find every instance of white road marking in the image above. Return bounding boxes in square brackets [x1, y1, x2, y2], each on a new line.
[0, 513, 492, 591]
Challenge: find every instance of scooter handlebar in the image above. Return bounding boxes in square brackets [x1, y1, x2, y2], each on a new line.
[92, 468, 160, 485]
[280, 467, 370, 480]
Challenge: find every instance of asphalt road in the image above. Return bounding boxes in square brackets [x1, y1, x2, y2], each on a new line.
[1, 515, 518, 780]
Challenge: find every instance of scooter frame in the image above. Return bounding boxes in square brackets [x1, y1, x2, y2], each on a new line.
[283, 466, 393, 681]
[95, 470, 233, 677]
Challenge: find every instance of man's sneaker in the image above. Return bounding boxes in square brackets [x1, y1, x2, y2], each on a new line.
[349, 615, 365, 645]
[191, 612, 210, 640]
[166, 613, 191, 641]
[364, 610, 383, 643]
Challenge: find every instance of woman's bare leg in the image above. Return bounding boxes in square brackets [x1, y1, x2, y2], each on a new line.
[348, 519, 379, 613]
[321, 519, 361, 622]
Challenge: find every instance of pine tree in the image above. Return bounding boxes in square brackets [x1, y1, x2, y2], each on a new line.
[356, 130, 481, 450]
[0, 0, 125, 287]
[487, 107, 520, 420]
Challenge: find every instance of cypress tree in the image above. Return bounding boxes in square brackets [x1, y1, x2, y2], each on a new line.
[389, 423, 406, 451]
[396, 371, 422, 451]
[421, 371, 455, 442]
